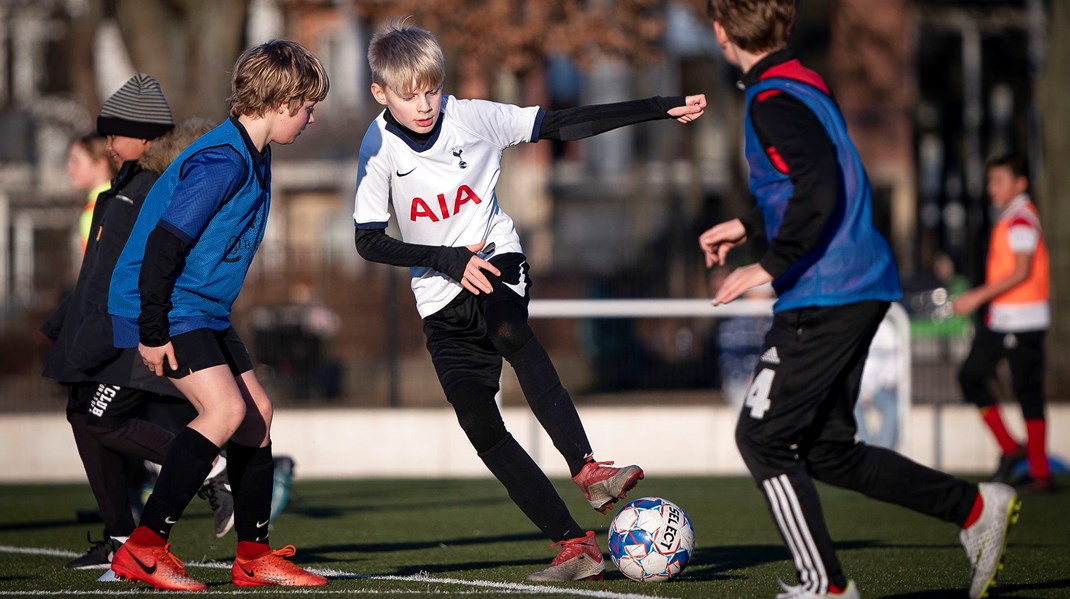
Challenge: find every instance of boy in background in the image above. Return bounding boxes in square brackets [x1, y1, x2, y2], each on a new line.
[43, 75, 232, 570]
[106, 41, 329, 591]
[954, 153, 1052, 493]
[353, 20, 705, 582]
[698, 1, 1018, 597]
[65, 132, 117, 253]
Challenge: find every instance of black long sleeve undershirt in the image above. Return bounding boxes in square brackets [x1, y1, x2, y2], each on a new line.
[747, 92, 840, 280]
[354, 227, 473, 283]
[138, 225, 189, 346]
[359, 96, 687, 277]
[536, 96, 685, 141]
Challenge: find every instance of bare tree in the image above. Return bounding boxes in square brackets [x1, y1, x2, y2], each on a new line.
[113, 0, 250, 120]
[355, 0, 668, 98]
[65, 0, 106, 117]
[1035, 0, 1069, 395]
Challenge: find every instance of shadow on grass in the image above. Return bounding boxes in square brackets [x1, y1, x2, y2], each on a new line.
[881, 577, 1070, 599]
[681, 540, 899, 580]
[287, 530, 546, 565]
[286, 493, 512, 520]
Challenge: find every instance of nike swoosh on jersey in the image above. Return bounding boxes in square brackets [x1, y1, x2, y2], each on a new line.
[396, 167, 416, 177]
[129, 551, 157, 575]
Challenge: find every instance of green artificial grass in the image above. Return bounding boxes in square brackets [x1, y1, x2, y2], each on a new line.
[0, 476, 1067, 597]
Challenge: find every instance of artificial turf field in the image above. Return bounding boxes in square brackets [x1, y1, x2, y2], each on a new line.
[1, 476, 1067, 598]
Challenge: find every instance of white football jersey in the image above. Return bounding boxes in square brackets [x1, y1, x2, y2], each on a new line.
[353, 95, 540, 317]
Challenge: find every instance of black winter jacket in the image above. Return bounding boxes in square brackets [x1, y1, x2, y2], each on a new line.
[41, 119, 213, 395]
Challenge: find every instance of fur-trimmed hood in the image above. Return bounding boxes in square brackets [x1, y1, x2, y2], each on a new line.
[137, 117, 216, 174]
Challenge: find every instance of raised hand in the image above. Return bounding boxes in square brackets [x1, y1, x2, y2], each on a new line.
[699, 218, 747, 268]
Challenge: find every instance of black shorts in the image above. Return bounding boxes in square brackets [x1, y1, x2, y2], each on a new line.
[162, 327, 254, 379]
[422, 253, 530, 393]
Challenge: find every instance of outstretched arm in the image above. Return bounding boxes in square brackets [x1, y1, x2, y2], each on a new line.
[536, 95, 705, 141]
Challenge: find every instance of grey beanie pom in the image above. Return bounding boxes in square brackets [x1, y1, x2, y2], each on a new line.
[97, 73, 175, 140]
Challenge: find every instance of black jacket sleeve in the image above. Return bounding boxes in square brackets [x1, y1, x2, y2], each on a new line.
[536, 96, 685, 141]
[749, 93, 840, 279]
[41, 292, 72, 340]
[138, 224, 189, 346]
[354, 227, 474, 283]
[739, 205, 766, 242]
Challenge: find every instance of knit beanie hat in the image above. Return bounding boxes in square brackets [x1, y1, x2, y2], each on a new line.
[97, 73, 174, 140]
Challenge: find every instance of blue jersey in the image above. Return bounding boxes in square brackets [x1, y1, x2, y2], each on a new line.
[744, 78, 900, 312]
[109, 118, 270, 346]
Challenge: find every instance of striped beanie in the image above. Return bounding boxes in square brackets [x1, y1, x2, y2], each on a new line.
[97, 73, 174, 140]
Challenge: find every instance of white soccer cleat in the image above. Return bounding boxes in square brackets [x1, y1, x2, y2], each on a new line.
[775, 579, 860, 599]
[571, 459, 644, 514]
[525, 530, 605, 582]
[961, 482, 1021, 599]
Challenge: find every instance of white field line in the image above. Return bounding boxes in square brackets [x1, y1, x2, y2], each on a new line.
[0, 545, 674, 599]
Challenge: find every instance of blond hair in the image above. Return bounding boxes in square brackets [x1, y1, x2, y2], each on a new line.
[367, 19, 445, 96]
[228, 39, 330, 118]
[707, 0, 795, 54]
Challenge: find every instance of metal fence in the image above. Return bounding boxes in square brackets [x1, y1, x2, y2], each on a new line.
[0, 191, 1038, 418]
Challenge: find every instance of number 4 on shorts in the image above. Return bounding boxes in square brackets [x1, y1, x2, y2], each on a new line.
[745, 368, 774, 419]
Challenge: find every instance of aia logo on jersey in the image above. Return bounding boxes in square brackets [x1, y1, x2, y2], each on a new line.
[409, 185, 482, 222]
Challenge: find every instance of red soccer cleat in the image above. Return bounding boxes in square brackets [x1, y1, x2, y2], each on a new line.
[110, 540, 206, 592]
[231, 544, 327, 587]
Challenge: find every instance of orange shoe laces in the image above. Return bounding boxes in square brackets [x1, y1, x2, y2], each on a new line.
[157, 544, 190, 575]
[268, 545, 297, 559]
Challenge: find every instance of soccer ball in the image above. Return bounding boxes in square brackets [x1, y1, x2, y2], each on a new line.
[607, 496, 695, 582]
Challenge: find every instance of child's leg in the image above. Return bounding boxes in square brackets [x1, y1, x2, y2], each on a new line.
[68, 407, 137, 539]
[84, 386, 175, 465]
[806, 310, 978, 524]
[424, 298, 585, 543]
[228, 369, 275, 547]
[958, 327, 1020, 455]
[136, 364, 243, 541]
[483, 298, 592, 475]
[736, 301, 892, 594]
[1008, 330, 1048, 481]
[480, 432, 586, 542]
[444, 380, 584, 542]
[479, 254, 592, 476]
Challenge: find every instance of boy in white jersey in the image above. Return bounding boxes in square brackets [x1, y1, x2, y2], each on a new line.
[353, 20, 705, 582]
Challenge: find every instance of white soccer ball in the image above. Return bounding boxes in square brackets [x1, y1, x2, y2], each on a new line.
[607, 496, 695, 582]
